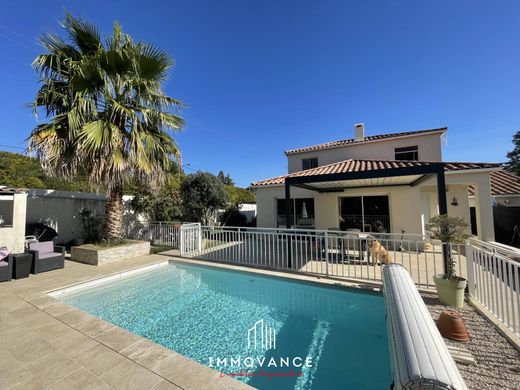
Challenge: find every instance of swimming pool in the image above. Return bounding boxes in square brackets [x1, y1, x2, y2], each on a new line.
[58, 262, 391, 390]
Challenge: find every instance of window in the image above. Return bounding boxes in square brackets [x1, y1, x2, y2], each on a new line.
[395, 146, 419, 161]
[0, 196, 15, 227]
[339, 196, 390, 232]
[302, 158, 318, 170]
[277, 198, 315, 227]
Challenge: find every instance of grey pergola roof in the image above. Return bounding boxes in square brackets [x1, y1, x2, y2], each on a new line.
[252, 159, 500, 191]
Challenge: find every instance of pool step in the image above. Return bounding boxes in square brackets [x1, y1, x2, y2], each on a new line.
[447, 345, 476, 366]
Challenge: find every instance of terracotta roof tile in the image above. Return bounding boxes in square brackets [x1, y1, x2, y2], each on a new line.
[284, 127, 447, 155]
[251, 159, 500, 187]
[468, 171, 520, 196]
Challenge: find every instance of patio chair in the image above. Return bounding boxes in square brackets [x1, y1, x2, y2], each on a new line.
[0, 247, 13, 282]
[28, 241, 65, 274]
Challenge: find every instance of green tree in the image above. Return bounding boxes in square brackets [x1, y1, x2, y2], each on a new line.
[28, 14, 185, 240]
[130, 176, 182, 221]
[505, 130, 520, 175]
[0, 151, 46, 188]
[0, 151, 92, 191]
[217, 170, 234, 186]
[225, 185, 255, 204]
[181, 172, 227, 225]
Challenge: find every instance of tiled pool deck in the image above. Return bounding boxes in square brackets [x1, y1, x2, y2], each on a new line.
[3, 253, 518, 390]
[0, 255, 252, 390]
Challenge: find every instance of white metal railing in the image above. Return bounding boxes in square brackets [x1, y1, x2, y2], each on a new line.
[467, 238, 520, 338]
[179, 225, 458, 289]
[127, 221, 182, 248]
[180, 223, 202, 256]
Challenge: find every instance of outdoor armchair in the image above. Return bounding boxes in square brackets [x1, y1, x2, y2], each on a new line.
[0, 251, 13, 282]
[28, 241, 65, 274]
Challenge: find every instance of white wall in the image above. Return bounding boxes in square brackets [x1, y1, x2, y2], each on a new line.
[256, 186, 316, 228]
[420, 171, 495, 240]
[0, 193, 27, 253]
[287, 132, 443, 173]
[421, 184, 472, 235]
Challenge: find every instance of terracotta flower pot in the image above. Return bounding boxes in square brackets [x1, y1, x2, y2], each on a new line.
[433, 274, 467, 308]
[436, 309, 469, 342]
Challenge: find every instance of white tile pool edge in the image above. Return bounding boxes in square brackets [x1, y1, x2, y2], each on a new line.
[47, 261, 170, 297]
[47, 256, 384, 300]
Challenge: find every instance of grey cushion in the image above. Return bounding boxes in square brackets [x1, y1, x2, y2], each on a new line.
[30, 241, 54, 254]
[38, 252, 62, 259]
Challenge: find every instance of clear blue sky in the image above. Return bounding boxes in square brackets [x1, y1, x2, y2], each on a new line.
[0, 1, 519, 187]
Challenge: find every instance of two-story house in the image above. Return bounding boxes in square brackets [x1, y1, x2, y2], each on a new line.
[252, 124, 500, 241]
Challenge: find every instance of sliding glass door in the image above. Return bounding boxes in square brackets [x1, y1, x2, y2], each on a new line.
[339, 196, 390, 233]
[277, 198, 315, 227]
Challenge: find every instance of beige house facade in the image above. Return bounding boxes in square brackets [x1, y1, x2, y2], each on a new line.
[253, 125, 499, 242]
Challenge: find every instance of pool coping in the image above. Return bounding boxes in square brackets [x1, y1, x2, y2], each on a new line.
[47, 256, 384, 299]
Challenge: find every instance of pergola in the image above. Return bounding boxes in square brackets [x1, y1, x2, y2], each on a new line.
[282, 160, 449, 270]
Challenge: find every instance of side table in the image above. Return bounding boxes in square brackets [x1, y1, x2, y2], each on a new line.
[12, 253, 32, 279]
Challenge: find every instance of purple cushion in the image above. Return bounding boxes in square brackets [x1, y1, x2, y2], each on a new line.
[0, 261, 8, 267]
[29, 241, 54, 254]
[38, 252, 62, 260]
[0, 247, 10, 261]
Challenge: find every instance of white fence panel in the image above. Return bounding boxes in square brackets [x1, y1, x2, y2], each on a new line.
[468, 238, 520, 338]
[180, 223, 202, 256]
[127, 222, 181, 248]
[181, 226, 447, 289]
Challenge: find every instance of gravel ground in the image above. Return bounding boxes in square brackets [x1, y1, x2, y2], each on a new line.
[422, 294, 520, 390]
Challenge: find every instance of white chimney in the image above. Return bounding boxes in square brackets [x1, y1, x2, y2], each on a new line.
[354, 123, 365, 142]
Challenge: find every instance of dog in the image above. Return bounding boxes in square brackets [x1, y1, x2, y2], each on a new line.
[367, 235, 393, 265]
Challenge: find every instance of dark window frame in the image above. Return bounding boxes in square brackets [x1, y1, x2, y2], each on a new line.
[394, 145, 419, 161]
[339, 195, 391, 233]
[301, 157, 318, 170]
[277, 197, 315, 227]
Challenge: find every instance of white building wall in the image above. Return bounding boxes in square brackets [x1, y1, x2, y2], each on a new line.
[0, 193, 27, 253]
[287, 133, 443, 173]
[421, 171, 495, 241]
[256, 184, 423, 234]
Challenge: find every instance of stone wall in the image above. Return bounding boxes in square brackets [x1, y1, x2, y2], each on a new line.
[71, 240, 150, 265]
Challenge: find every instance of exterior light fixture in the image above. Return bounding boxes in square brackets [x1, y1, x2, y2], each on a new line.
[451, 197, 458, 206]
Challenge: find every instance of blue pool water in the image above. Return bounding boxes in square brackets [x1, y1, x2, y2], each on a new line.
[61, 263, 391, 389]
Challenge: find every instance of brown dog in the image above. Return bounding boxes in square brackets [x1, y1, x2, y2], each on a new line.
[367, 236, 393, 265]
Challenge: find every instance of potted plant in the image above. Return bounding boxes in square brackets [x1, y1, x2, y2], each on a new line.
[426, 215, 470, 308]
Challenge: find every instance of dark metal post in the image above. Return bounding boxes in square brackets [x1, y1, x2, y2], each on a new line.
[436, 167, 450, 274]
[285, 182, 292, 268]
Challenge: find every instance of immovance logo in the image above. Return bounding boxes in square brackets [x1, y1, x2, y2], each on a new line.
[208, 318, 313, 380]
[247, 319, 276, 351]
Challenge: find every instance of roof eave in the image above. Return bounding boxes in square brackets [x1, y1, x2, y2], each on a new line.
[284, 128, 447, 156]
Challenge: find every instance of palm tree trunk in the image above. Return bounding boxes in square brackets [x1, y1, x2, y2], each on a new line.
[104, 183, 124, 240]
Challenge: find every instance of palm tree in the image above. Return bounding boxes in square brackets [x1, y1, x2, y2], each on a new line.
[28, 14, 185, 240]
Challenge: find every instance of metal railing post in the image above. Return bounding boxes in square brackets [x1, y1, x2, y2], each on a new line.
[197, 223, 202, 256]
[465, 239, 475, 297]
[180, 225, 185, 255]
[324, 231, 329, 277]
